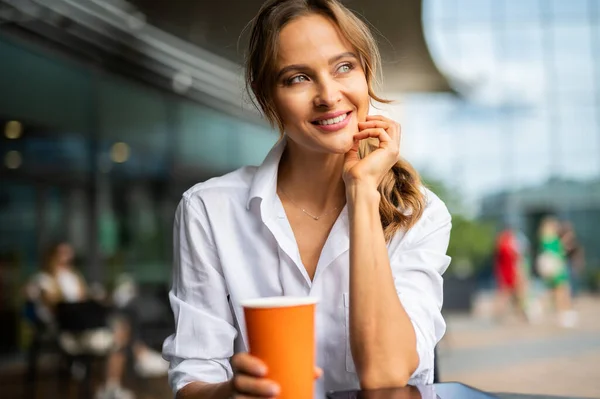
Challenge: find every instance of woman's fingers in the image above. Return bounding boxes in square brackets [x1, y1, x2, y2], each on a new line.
[231, 354, 280, 397]
[353, 128, 393, 147]
[362, 115, 401, 143]
[231, 353, 267, 377]
[358, 120, 391, 131]
[232, 374, 280, 397]
[231, 355, 320, 397]
[314, 366, 323, 379]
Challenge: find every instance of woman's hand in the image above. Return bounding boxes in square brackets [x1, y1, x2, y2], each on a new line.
[343, 114, 401, 189]
[231, 353, 280, 398]
[230, 353, 322, 399]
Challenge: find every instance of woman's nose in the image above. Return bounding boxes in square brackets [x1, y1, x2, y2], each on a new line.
[313, 78, 342, 108]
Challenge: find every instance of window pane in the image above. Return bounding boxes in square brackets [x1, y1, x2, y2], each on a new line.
[513, 108, 552, 159]
[501, 25, 544, 63]
[551, 0, 589, 21]
[456, 0, 493, 22]
[514, 152, 553, 187]
[553, 24, 593, 93]
[504, 0, 542, 23]
[463, 162, 509, 201]
[426, 29, 463, 79]
[559, 149, 600, 179]
[233, 122, 277, 167]
[557, 105, 598, 155]
[424, 0, 459, 23]
[456, 28, 495, 76]
[177, 102, 236, 173]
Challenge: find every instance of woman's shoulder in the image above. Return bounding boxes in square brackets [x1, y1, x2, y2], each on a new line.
[29, 271, 56, 292]
[181, 165, 258, 205]
[419, 185, 451, 224]
[397, 186, 452, 244]
[389, 186, 450, 246]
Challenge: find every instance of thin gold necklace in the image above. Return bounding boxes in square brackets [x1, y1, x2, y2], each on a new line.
[278, 187, 343, 221]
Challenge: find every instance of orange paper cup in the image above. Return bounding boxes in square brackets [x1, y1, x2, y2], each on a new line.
[241, 296, 318, 399]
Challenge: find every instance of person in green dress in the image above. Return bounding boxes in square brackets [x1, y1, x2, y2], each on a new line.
[537, 217, 577, 327]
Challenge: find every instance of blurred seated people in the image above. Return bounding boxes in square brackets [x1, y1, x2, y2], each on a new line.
[493, 227, 530, 322]
[26, 242, 168, 399]
[536, 217, 577, 328]
[559, 221, 585, 298]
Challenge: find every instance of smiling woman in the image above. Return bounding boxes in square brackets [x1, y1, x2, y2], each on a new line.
[163, 1, 452, 399]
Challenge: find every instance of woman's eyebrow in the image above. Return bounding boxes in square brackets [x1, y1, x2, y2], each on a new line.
[276, 52, 358, 80]
[328, 51, 358, 64]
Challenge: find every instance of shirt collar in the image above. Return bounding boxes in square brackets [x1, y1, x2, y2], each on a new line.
[246, 135, 287, 213]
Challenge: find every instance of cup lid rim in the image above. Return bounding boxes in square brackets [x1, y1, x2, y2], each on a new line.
[240, 296, 319, 308]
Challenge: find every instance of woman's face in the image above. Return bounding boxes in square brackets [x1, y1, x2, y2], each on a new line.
[273, 13, 370, 155]
[56, 243, 74, 265]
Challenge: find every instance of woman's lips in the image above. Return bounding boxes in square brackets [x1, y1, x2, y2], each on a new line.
[312, 111, 352, 132]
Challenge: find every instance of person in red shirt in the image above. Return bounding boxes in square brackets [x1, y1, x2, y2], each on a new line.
[494, 228, 529, 322]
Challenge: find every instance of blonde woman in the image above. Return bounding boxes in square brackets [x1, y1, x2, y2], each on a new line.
[163, 1, 452, 398]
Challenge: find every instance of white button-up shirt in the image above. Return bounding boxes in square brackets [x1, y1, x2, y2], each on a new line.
[163, 137, 452, 397]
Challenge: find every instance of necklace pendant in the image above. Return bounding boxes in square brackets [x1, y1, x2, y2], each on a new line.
[314, 216, 320, 220]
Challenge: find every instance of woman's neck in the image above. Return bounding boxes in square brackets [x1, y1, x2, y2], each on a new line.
[277, 142, 346, 212]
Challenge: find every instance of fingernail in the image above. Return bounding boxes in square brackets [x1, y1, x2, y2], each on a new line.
[270, 384, 281, 395]
[257, 365, 267, 375]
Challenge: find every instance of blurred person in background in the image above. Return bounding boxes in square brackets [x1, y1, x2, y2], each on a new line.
[493, 227, 530, 322]
[164, 0, 452, 398]
[559, 221, 585, 298]
[536, 217, 577, 328]
[26, 242, 168, 399]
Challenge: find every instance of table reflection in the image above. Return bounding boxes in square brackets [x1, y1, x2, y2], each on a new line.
[328, 385, 436, 399]
[357, 386, 426, 399]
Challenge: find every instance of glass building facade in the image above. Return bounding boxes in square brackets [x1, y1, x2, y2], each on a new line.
[395, 0, 600, 272]
[0, 32, 277, 353]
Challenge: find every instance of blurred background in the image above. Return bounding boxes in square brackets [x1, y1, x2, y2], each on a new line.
[0, 0, 599, 398]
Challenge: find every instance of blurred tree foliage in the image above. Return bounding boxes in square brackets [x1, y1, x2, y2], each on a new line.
[424, 178, 496, 276]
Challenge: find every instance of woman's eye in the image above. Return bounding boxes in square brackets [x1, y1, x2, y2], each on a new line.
[337, 63, 354, 74]
[287, 75, 308, 85]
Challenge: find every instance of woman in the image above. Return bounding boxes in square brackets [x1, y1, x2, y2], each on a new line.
[28, 242, 168, 399]
[537, 218, 577, 327]
[163, 1, 452, 398]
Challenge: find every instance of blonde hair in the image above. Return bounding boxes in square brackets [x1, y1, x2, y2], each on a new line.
[539, 216, 560, 238]
[246, 0, 425, 240]
[42, 242, 65, 275]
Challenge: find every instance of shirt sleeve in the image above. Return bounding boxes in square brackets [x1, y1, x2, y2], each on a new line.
[162, 195, 238, 395]
[388, 195, 452, 385]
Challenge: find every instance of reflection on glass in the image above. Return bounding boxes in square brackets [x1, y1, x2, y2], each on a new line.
[4, 150, 22, 169]
[110, 142, 130, 163]
[358, 386, 424, 399]
[4, 120, 22, 139]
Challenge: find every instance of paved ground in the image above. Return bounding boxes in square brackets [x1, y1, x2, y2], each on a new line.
[439, 293, 600, 398]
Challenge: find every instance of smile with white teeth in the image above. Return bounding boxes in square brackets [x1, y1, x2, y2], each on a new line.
[315, 113, 348, 125]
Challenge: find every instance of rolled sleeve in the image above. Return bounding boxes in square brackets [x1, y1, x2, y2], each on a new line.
[389, 196, 452, 384]
[162, 196, 237, 394]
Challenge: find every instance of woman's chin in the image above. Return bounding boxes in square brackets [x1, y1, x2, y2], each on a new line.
[324, 133, 355, 154]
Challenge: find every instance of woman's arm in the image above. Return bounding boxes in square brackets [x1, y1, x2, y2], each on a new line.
[176, 381, 233, 399]
[164, 196, 238, 397]
[344, 115, 450, 389]
[166, 195, 284, 399]
[347, 186, 451, 388]
[347, 183, 418, 388]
